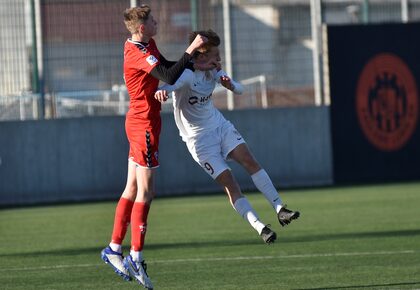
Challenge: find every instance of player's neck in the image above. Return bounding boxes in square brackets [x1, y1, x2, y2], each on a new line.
[132, 33, 150, 43]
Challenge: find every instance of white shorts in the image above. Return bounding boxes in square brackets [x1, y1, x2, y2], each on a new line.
[185, 120, 246, 179]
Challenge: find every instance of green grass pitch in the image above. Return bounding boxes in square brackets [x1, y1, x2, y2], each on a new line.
[1, 182, 420, 289]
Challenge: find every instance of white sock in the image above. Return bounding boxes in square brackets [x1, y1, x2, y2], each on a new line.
[109, 242, 122, 253]
[233, 197, 266, 235]
[130, 250, 143, 262]
[251, 169, 283, 214]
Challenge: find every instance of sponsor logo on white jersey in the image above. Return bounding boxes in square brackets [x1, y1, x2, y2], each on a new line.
[188, 94, 212, 105]
[146, 55, 158, 66]
[189, 96, 199, 105]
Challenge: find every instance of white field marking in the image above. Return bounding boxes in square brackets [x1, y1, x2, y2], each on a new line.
[0, 250, 416, 272]
[151, 250, 417, 264]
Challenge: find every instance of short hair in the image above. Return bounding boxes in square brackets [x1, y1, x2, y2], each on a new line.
[189, 29, 220, 56]
[123, 5, 151, 34]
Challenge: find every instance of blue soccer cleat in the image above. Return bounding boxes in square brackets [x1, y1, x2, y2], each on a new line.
[123, 254, 153, 289]
[101, 246, 131, 281]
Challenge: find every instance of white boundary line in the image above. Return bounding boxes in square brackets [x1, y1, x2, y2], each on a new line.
[151, 250, 417, 264]
[1, 250, 417, 272]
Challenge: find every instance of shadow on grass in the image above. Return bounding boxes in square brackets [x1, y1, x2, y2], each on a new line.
[1, 228, 419, 257]
[292, 281, 420, 289]
[0, 238, 260, 257]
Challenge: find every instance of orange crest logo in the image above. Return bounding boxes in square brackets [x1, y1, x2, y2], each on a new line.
[356, 53, 418, 151]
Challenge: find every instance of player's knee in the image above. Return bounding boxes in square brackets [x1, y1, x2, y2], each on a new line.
[136, 189, 155, 204]
[123, 177, 137, 197]
[241, 157, 260, 173]
[122, 183, 137, 200]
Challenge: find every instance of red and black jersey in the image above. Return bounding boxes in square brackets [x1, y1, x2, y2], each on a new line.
[123, 37, 193, 167]
[124, 38, 161, 120]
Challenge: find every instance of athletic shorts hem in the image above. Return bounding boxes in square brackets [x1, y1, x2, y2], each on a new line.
[128, 158, 160, 169]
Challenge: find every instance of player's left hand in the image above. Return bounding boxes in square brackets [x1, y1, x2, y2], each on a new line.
[154, 90, 169, 103]
[220, 75, 234, 91]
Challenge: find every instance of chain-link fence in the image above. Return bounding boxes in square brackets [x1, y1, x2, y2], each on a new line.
[1, 0, 420, 120]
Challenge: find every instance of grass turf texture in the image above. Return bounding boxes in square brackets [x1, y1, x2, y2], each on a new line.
[1, 182, 419, 289]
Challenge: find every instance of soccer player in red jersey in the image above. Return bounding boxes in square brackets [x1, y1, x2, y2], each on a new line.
[100, 5, 214, 289]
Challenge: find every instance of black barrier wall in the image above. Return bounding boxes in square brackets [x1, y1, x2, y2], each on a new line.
[327, 23, 420, 183]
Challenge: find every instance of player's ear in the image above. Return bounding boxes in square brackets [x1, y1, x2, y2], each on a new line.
[139, 23, 145, 33]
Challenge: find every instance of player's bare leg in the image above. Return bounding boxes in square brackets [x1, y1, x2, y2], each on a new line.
[215, 169, 276, 244]
[121, 159, 139, 201]
[101, 160, 138, 281]
[123, 166, 155, 289]
[227, 143, 261, 175]
[229, 144, 300, 227]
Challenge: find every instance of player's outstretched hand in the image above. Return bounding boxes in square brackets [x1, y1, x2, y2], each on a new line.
[220, 75, 234, 91]
[154, 90, 169, 103]
[186, 34, 208, 55]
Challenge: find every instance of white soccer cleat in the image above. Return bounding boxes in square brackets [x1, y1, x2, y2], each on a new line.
[123, 255, 154, 289]
[100, 246, 131, 281]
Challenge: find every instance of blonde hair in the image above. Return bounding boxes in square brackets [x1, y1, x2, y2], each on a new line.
[189, 29, 220, 56]
[123, 5, 151, 34]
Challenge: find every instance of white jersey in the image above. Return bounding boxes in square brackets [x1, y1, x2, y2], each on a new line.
[159, 69, 243, 141]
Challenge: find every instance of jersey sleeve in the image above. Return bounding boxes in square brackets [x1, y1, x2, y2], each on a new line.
[127, 43, 160, 74]
[150, 53, 193, 84]
[158, 53, 175, 68]
[214, 69, 244, 94]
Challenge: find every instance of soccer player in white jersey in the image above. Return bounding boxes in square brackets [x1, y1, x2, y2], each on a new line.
[154, 29, 300, 244]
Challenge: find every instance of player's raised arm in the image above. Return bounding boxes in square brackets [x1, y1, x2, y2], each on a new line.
[149, 54, 193, 85]
[150, 34, 213, 85]
[151, 34, 220, 85]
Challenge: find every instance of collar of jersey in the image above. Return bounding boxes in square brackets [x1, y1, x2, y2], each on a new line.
[128, 38, 149, 48]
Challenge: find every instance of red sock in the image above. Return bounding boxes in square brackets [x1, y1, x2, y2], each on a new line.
[130, 202, 150, 251]
[111, 197, 134, 245]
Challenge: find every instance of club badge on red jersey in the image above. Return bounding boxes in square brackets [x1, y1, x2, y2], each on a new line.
[146, 55, 158, 66]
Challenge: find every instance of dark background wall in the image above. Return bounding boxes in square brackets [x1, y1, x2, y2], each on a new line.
[327, 23, 420, 183]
